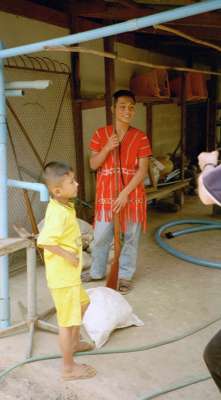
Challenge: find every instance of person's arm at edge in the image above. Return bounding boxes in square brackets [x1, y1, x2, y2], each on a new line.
[198, 164, 218, 205]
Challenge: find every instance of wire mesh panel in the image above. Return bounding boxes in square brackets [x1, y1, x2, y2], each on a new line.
[5, 57, 75, 235]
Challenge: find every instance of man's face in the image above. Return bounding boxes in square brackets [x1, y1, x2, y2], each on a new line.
[114, 96, 136, 124]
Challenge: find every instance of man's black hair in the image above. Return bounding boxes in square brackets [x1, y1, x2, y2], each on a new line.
[112, 89, 136, 105]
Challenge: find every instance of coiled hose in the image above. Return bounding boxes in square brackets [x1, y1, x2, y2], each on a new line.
[155, 219, 221, 269]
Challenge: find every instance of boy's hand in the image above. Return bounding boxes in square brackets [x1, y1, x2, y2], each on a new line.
[68, 252, 79, 267]
[198, 151, 218, 171]
[42, 245, 80, 267]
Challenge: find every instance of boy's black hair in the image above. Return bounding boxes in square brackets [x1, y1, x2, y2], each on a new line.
[112, 89, 136, 105]
[43, 161, 73, 182]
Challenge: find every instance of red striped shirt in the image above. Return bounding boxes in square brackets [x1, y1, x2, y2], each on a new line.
[90, 125, 152, 230]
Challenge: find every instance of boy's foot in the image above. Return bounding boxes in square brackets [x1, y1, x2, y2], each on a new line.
[62, 363, 96, 381]
[75, 341, 95, 352]
[81, 271, 104, 282]
[118, 279, 132, 295]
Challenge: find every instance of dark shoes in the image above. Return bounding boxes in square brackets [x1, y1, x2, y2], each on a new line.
[81, 272, 132, 294]
[118, 279, 132, 294]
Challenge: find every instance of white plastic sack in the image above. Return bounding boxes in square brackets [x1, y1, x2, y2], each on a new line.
[83, 287, 144, 348]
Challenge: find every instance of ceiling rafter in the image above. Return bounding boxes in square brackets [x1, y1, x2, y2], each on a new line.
[0, 0, 68, 27]
[0, 0, 220, 64]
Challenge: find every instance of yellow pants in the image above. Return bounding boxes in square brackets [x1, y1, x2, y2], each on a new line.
[50, 285, 90, 327]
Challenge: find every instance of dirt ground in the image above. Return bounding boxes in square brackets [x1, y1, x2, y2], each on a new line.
[1, 195, 221, 400]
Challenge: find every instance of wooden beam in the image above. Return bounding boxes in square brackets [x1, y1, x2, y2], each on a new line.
[143, 26, 221, 43]
[0, 1, 221, 36]
[207, 75, 218, 151]
[169, 12, 221, 29]
[133, 33, 221, 64]
[0, 0, 68, 28]
[146, 104, 152, 146]
[104, 37, 115, 125]
[64, 2, 221, 30]
[68, 13, 86, 201]
[117, 0, 142, 9]
[155, 24, 221, 53]
[180, 73, 186, 181]
[136, 0, 202, 5]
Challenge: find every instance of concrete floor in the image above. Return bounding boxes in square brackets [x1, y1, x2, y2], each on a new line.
[1, 195, 221, 400]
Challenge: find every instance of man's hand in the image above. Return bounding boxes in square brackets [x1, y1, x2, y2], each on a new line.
[113, 189, 128, 213]
[105, 134, 119, 152]
[198, 151, 218, 171]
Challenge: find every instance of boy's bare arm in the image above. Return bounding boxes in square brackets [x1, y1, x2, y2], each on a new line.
[39, 244, 79, 267]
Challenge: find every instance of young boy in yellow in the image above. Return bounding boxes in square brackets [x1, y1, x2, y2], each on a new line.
[37, 161, 96, 380]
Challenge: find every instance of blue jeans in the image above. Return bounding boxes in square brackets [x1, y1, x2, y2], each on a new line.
[90, 219, 141, 280]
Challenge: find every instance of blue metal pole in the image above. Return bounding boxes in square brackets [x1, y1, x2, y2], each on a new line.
[5, 90, 24, 97]
[0, 41, 10, 328]
[0, 0, 220, 59]
[8, 179, 49, 202]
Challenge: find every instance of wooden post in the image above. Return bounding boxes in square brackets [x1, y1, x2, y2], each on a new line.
[180, 73, 186, 181]
[146, 103, 152, 146]
[207, 75, 218, 151]
[104, 37, 115, 125]
[68, 13, 85, 201]
[206, 72, 219, 215]
[175, 73, 186, 206]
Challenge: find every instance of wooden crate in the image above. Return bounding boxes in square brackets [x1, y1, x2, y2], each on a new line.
[170, 72, 208, 101]
[130, 69, 170, 98]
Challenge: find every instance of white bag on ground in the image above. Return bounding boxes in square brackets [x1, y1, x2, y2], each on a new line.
[83, 287, 144, 348]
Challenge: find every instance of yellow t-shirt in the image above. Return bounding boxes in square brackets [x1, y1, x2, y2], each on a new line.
[37, 198, 82, 289]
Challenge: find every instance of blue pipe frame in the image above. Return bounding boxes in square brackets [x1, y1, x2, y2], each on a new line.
[0, 0, 221, 328]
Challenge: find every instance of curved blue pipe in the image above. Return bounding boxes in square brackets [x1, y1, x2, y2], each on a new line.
[155, 219, 221, 269]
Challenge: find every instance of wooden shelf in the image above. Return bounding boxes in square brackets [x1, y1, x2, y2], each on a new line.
[136, 96, 178, 105]
[75, 97, 105, 110]
[75, 95, 181, 110]
[0, 237, 32, 256]
[76, 94, 208, 110]
[146, 179, 190, 202]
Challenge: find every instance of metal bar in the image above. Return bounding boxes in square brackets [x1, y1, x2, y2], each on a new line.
[37, 320, 58, 334]
[8, 179, 49, 202]
[0, 1, 220, 59]
[26, 321, 35, 359]
[0, 321, 27, 337]
[5, 90, 24, 97]
[0, 42, 10, 329]
[5, 80, 51, 90]
[27, 245, 37, 321]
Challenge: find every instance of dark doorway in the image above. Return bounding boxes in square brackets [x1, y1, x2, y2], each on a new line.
[185, 102, 208, 166]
